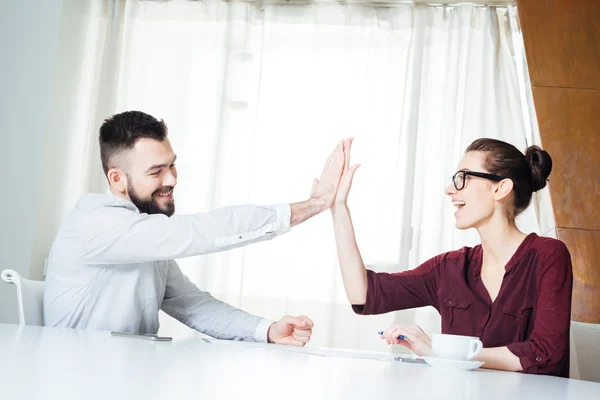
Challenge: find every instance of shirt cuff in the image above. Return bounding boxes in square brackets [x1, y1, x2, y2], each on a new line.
[254, 318, 274, 343]
[507, 341, 546, 373]
[274, 203, 291, 234]
[351, 269, 377, 315]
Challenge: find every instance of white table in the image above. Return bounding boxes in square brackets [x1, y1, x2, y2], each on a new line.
[1, 324, 599, 400]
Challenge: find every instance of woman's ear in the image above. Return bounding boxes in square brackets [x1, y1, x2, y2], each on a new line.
[493, 178, 513, 201]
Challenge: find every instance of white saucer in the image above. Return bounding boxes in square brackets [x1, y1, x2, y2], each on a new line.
[422, 356, 484, 371]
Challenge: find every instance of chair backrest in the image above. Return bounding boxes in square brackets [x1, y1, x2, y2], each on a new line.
[1, 269, 44, 326]
[570, 321, 600, 382]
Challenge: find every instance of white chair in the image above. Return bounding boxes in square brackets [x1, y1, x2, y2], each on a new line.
[570, 321, 600, 382]
[1, 269, 44, 326]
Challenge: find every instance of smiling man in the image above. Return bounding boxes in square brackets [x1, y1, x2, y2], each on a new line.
[43, 110, 344, 346]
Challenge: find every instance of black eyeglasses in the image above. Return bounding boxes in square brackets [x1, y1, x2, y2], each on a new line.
[451, 170, 506, 191]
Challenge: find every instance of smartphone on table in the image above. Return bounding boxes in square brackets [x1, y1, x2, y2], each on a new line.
[110, 331, 173, 341]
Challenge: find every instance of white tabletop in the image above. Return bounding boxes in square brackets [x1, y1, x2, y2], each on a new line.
[1, 323, 599, 400]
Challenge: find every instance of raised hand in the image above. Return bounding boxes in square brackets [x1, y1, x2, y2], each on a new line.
[309, 140, 345, 209]
[332, 138, 360, 207]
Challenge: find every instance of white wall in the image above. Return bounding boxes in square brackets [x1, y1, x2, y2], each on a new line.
[0, 0, 65, 324]
[30, 0, 110, 282]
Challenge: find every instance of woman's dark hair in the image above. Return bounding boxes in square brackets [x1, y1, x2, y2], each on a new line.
[99, 111, 168, 175]
[466, 138, 552, 217]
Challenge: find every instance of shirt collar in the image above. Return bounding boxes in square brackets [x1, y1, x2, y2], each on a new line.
[105, 189, 139, 213]
[471, 232, 538, 277]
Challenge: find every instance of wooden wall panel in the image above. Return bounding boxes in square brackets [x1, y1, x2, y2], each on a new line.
[532, 87, 600, 230]
[518, 0, 600, 89]
[557, 228, 600, 323]
[519, 0, 600, 323]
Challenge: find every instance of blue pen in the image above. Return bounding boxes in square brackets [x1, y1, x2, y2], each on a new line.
[378, 331, 406, 340]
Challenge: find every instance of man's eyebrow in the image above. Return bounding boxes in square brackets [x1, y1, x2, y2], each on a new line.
[145, 155, 177, 173]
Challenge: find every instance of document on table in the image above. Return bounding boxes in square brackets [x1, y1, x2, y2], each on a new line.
[200, 336, 424, 363]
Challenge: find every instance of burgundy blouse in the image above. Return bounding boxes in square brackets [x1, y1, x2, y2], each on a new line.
[353, 233, 573, 377]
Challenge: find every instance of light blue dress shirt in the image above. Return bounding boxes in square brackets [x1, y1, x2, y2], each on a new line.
[43, 191, 291, 342]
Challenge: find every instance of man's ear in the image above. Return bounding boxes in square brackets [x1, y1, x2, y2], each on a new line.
[107, 168, 128, 194]
[493, 178, 513, 201]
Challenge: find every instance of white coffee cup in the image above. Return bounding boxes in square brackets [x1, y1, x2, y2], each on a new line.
[432, 333, 483, 361]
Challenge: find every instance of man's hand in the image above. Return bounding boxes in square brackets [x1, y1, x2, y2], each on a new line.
[380, 324, 432, 357]
[290, 140, 345, 227]
[267, 315, 314, 347]
[309, 139, 345, 210]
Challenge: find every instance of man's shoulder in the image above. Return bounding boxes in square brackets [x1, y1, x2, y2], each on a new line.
[73, 192, 137, 214]
[56, 193, 138, 234]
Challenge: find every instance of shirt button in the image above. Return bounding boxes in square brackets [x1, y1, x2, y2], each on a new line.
[536, 357, 542, 362]
[477, 328, 483, 333]
[447, 301, 453, 306]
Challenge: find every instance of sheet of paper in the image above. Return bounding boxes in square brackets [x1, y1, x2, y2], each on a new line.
[201, 336, 419, 363]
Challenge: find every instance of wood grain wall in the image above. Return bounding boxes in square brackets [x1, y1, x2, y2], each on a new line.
[517, 0, 600, 322]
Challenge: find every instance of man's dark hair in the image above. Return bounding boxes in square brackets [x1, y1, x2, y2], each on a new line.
[99, 111, 168, 175]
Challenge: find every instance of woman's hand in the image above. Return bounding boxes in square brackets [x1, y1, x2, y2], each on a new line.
[380, 324, 433, 357]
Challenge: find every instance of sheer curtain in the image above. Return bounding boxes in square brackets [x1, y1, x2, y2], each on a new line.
[35, 0, 547, 352]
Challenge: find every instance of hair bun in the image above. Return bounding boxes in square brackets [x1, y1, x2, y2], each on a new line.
[525, 145, 552, 191]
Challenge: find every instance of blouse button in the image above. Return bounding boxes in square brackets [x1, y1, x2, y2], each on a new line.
[447, 301, 453, 306]
[536, 357, 542, 362]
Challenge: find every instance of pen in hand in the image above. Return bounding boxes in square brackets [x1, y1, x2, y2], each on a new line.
[378, 331, 407, 340]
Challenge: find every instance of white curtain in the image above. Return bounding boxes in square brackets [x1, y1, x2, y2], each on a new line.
[35, 0, 546, 353]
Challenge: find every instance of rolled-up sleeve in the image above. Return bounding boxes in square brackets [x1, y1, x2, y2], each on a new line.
[352, 254, 442, 315]
[507, 243, 573, 375]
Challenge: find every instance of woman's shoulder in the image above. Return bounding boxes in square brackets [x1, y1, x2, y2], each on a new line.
[430, 244, 481, 271]
[521, 234, 572, 276]
[527, 233, 570, 257]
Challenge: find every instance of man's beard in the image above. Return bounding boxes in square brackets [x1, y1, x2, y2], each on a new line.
[128, 182, 175, 217]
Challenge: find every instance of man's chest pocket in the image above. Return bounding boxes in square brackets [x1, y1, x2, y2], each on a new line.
[441, 297, 473, 335]
[502, 298, 534, 341]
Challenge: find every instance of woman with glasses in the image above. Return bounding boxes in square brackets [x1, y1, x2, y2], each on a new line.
[330, 137, 572, 377]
